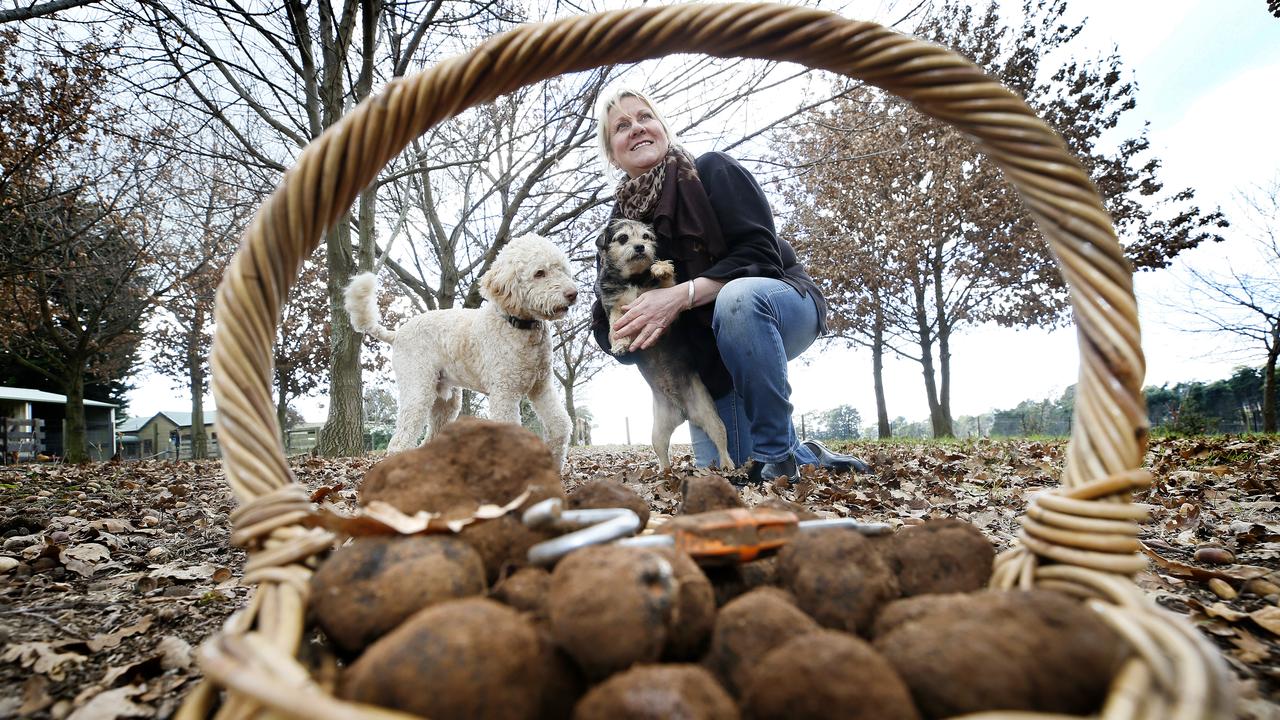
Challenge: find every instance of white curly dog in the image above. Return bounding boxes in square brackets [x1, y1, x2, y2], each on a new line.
[344, 234, 578, 468]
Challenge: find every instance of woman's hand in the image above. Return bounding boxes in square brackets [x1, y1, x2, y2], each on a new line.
[613, 283, 688, 351]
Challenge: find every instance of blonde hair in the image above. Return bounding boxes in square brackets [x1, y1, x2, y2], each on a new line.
[595, 87, 675, 172]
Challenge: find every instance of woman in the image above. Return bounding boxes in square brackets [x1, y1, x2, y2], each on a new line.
[590, 88, 868, 482]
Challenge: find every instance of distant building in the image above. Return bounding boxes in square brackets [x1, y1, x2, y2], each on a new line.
[116, 411, 220, 460]
[285, 422, 324, 455]
[0, 386, 118, 462]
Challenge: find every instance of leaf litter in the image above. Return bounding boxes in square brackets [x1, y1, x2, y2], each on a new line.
[0, 436, 1277, 718]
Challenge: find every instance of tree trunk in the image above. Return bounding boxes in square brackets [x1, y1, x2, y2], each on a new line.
[1263, 331, 1278, 433]
[276, 366, 290, 448]
[317, 220, 366, 456]
[63, 368, 87, 463]
[315, 0, 369, 457]
[563, 372, 579, 446]
[931, 239, 954, 438]
[935, 318, 955, 438]
[188, 312, 208, 459]
[872, 304, 891, 439]
[911, 277, 946, 437]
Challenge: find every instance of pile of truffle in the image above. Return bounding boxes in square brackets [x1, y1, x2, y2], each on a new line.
[306, 419, 1129, 720]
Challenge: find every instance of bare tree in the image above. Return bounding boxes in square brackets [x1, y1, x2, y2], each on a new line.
[149, 160, 255, 458]
[776, 0, 1227, 438]
[120, 0, 524, 455]
[1178, 176, 1280, 432]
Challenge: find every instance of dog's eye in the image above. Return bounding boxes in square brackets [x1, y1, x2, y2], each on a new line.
[534, 269, 546, 278]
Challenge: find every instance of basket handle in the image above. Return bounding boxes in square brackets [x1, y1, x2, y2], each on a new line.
[212, 1, 1147, 574]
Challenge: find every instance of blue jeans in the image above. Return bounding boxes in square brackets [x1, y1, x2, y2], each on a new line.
[690, 277, 822, 466]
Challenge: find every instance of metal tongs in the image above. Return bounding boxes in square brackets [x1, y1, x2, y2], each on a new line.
[524, 498, 891, 567]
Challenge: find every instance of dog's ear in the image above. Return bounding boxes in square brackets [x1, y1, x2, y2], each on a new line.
[480, 265, 514, 313]
[596, 224, 613, 252]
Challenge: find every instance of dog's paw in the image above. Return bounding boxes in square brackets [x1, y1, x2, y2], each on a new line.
[651, 260, 676, 282]
[611, 338, 631, 355]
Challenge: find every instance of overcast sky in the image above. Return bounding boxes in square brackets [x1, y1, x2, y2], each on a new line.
[126, 0, 1280, 446]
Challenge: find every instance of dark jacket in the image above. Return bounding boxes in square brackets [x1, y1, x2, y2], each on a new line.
[592, 151, 828, 398]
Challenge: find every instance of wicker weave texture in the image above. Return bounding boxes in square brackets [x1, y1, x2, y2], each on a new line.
[198, 4, 1233, 719]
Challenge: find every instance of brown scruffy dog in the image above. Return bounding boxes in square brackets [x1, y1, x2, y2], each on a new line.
[596, 219, 734, 471]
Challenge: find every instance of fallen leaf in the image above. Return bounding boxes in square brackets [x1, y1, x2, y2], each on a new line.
[61, 543, 111, 563]
[88, 616, 154, 652]
[1250, 606, 1280, 637]
[1, 641, 86, 680]
[307, 488, 532, 536]
[1203, 602, 1249, 623]
[148, 562, 223, 581]
[1141, 544, 1271, 583]
[155, 635, 192, 670]
[67, 685, 153, 720]
[88, 519, 135, 533]
[18, 674, 53, 715]
[1230, 629, 1272, 663]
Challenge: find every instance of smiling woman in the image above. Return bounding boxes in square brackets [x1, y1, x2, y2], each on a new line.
[588, 87, 864, 484]
[605, 95, 671, 178]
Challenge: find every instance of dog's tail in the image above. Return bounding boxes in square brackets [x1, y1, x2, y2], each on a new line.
[343, 272, 397, 344]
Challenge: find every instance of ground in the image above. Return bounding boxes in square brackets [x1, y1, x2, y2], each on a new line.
[0, 436, 1277, 718]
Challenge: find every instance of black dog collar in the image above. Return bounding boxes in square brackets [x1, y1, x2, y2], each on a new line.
[505, 315, 540, 330]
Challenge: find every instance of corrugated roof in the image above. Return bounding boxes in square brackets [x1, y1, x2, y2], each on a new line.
[116, 416, 150, 432]
[0, 386, 116, 407]
[156, 411, 218, 428]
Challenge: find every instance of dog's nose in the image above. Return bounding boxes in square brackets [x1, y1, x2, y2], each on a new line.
[565, 288, 578, 303]
[633, 244, 646, 253]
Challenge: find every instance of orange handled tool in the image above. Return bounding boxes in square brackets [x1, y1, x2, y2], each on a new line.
[620, 507, 892, 565]
[525, 498, 891, 566]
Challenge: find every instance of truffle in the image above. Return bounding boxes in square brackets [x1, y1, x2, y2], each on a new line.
[491, 565, 552, 623]
[342, 598, 546, 720]
[655, 548, 717, 661]
[678, 474, 745, 515]
[574, 664, 739, 720]
[567, 478, 651, 529]
[703, 587, 819, 697]
[878, 518, 994, 596]
[872, 590, 1129, 718]
[360, 418, 566, 581]
[704, 557, 778, 607]
[742, 630, 919, 720]
[776, 528, 899, 635]
[548, 545, 677, 680]
[309, 535, 486, 654]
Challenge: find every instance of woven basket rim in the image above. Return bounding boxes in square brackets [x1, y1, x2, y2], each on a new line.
[191, 4, 1234, 719]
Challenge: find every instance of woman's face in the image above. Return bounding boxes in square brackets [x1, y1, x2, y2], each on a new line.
[607, 96, 669, 178]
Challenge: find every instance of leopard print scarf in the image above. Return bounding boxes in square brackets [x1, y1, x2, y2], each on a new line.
[613, 145, 698, 221]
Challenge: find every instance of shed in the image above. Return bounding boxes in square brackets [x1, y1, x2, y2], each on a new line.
[0, 386, 118, 462]
[117, 411, 220, 460]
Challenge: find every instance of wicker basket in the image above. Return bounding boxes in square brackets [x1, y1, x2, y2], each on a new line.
[184, 4, 1235, 719]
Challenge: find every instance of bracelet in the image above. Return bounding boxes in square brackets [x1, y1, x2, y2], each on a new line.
[686, 280, 696, 310]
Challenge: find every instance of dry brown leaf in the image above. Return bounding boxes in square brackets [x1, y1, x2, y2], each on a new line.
[148, 561, 222, 581]
[307, 487, 532, 536]
[61, 543, 110, 563]
[88, 519, 135, 533]
[2, 641, 86, 680]
[1141, 544, 1273, 583]
[1250, 606, 1280, 637]
[87, 615, 154, 653]
[155, 635, 193, 670]
[18, 674, 53, 716]
[1230, 629, 1272, 664]
[1203, 602, 1249, 623]
[66, 685, 153, 720]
